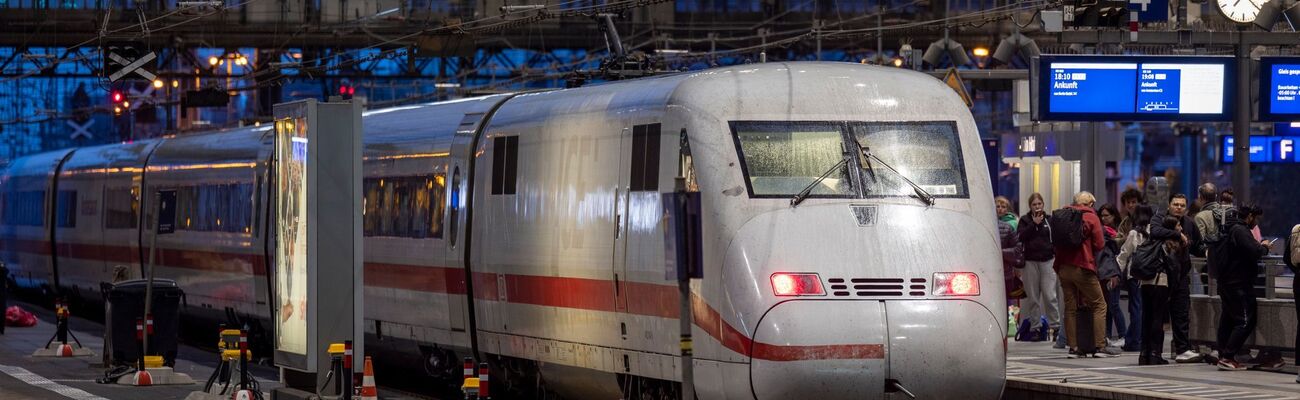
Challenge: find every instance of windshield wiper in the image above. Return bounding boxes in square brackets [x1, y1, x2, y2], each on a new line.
[790, 157, 849, 208]
[852, 136, 935, 206]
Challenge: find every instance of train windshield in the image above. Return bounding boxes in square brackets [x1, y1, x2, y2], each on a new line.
[851, 121, 968, 199]
[730, 122, 856, 198]
[730, 121, 968, 199]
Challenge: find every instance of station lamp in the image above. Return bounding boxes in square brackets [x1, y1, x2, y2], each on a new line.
[991, 31, 1041, 66]
[208, 56, 220, 67]
[922, 38, 971, 67]
[1254, 0, 1300, 31]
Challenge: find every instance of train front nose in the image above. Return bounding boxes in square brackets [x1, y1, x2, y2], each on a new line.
[749, 299, 1005, 400]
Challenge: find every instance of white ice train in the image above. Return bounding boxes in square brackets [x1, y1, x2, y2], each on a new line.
[1, 62, 1005, 399]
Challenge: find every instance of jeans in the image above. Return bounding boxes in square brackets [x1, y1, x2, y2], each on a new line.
[1123, 278, 1143, 349]
[1021, 259, 1061, 329]
[1104, 283, 1127, 339]
[1058, 264, 1108, 350]
[1140, 284, 1171, 358]
[1216, 283, 1258, 360]
[1168, 269, 1193, 355]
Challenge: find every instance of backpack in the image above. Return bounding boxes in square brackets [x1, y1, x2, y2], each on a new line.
[1050, 207, 1086, 247]
[1197, 204, 1233, 245]
[1130, 237, 1170, 280]
[1097, 243, 1122, 280]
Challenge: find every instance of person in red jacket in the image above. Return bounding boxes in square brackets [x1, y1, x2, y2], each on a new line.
[1055, 191, 1122, 357]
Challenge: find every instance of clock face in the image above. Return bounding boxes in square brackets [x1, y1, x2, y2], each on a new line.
[1217, 0, 1266, 23]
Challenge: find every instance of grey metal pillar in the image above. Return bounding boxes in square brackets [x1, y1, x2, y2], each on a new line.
[1232, 34, 1252, 204]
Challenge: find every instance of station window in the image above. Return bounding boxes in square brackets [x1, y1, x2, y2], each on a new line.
[1, 191, 44, 226]
[55, 190, 77, 228]
[175, 183, 254, 233]
[362, 174, 446, 239]
[491, 136, 519, 195]
[103, 187, 140, 229]
[630, 123, 662, 192]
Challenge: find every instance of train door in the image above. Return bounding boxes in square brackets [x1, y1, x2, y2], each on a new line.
[612, 124, 633, 340]
[446, 113, 484, 338]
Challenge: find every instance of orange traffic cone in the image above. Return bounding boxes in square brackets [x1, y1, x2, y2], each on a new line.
[58, 344, 74, 357]
[132, 369, 153, 386]
[358, 356, 377, 400]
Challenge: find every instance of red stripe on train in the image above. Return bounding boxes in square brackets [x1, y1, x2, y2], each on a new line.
[4, 238, 884, 361]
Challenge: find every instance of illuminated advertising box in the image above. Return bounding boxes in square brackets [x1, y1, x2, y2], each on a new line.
[1034, 55, 1235, 122]
[271, 99, 363, 381]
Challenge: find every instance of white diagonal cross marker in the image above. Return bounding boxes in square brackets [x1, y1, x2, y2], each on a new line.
[66, 120, 93, 140]
[108, 51, 157, 81]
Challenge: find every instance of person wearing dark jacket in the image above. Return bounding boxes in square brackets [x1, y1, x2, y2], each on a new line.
[1150, 194, 1203, 363]
[1000, 219, 1023, 308]
[1214, 206, 1273, 371]
[1017, 192, 1058, 342]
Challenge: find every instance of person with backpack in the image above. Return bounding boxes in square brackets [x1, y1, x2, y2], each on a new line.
[1118, 209, 1182, 365]
[1285, 223, 1300, 384]
[997, 196, 1019, 231]
[1016, 193, 1059, 342]
[1152, 193, 1204, 363]
[1195, 183, 1231, 279]
[1052, 191, 1121, 357]
[1096, 203, 1127, 347]
[1214, 206, 1274, 371]
[1117, 188, 1146, 351]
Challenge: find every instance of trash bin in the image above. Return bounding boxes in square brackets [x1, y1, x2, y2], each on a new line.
[107, 279, 183, 367]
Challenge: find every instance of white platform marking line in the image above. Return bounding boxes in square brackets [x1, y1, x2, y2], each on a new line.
[0, 364, 110, 400]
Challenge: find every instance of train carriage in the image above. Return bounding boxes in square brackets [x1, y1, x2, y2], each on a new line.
[1, 62, 1005, 399]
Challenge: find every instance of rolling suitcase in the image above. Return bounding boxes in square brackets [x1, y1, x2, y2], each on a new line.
[1074, 306, 1097, 355]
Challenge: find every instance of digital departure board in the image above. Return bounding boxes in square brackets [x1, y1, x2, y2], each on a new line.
[1258, 57, 1300, 121]
[1222, 135, 1300, 163]
[1035, 55, 1235, 122]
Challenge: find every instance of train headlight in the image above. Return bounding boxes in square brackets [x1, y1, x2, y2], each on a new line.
[770, 273, 825, 296]
[932, 272, 980, 296]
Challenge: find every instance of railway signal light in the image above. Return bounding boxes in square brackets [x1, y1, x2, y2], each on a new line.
[338, 84, 355, 99]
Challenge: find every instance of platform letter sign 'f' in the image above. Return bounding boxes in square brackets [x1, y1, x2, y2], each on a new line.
[104, 43, 157, 82]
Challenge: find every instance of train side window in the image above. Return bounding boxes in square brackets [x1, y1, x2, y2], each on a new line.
[630, 123, 662, 192]
[491, 136, 518, 195]
[361, 175, 445, 239]
[104, 187, 138, 229]
[55, 190, 77, 228]
[2, 191, 44, 226]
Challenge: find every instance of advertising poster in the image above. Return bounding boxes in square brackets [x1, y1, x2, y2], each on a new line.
[275, 117, 309, 356]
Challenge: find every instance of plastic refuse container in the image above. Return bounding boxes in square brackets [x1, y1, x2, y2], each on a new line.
[107, 279, 183, 367]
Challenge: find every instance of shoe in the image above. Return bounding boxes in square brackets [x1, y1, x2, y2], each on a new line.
[1150, 356, 1169, 365]
[1175, 350, 1204, 363]
[1015, 320, 1031, 341]
[1067, 348, 1082, 359]
[1138, 355, 1150, 366]
[1039, 322, 1050, 342]
[1111, 338, 1126, 348]
[1095, 346, 1122, 358]
[1217, 359, 1247, 371]
[1249, 359, 1286, 372]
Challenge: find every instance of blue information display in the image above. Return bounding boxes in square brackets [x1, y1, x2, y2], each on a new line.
[1036, 55, 1234, 122]
[1222, 135, 1300, 163]
[1258, 57, 1300, 121]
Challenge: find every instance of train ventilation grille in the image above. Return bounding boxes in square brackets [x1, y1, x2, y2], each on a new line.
[826, 278, 927, 297]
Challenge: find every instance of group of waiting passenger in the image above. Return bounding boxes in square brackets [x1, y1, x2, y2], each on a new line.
[997, 185, 1299, 383]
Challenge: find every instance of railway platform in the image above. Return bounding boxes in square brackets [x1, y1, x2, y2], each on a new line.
[1006, 340, 1299, 400]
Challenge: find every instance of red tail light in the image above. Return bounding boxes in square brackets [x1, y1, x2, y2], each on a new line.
[932, 272, 980, 296]
[770, 273, 825, 296]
